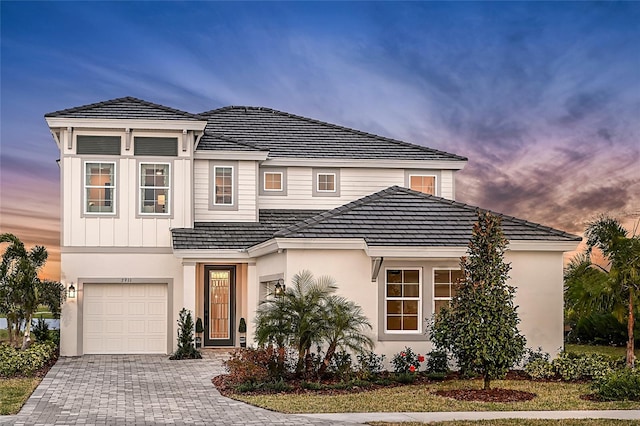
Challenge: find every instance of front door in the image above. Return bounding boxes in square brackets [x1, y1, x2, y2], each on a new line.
[204, 266, 235, 346]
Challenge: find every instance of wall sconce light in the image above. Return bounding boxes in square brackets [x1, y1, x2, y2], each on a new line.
[68, 283, 76, 299]
[274, 278, 285, 296]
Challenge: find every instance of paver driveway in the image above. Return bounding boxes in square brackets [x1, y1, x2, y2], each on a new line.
[2, 353, 359, 426]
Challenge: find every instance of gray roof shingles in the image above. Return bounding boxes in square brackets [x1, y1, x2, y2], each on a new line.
[197, 106, 467, 161]
[172, 187, 581, 251]
[45, 97, 203, 121]
[171, 210, 325, 250]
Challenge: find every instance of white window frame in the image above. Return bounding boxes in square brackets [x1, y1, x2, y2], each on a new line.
[213, 165, 235, 206]
[432, 267, 463, 314]
[139, 162, 171, 216]
[384, 267, 422, 334]
[84, 161, 116, 215]
[263, 171, 283, 192]
[316, 172, 336, 193]
[409, 174, 437, 196]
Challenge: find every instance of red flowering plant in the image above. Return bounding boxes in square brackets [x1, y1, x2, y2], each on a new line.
[391, 346, 423, 374]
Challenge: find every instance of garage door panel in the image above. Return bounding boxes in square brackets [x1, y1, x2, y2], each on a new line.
[83, 283, 167, 354]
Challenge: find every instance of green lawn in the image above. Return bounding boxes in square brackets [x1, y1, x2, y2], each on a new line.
[565, 344, 638, 359]
[232, 379, 640, 414]
[0, 377, 40, 415]
[0, 306, 54, 320]
[371, 421, 640, 426]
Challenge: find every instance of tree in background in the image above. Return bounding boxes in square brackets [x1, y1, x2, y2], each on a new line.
[430, 211, 526, 390]
[0, 233, 65, 349]
[566, 216, 640, 368]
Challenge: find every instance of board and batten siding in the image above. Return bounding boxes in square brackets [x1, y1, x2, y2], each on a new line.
[257, 167, 455, 210]
[193, 159, 258, 222]
[63, 156, 192, 247]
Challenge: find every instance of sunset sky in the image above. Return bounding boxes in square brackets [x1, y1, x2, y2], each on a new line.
[1, 2, 639, 280]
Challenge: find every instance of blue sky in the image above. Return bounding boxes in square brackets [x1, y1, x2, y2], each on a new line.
[1, 1, 639, 279]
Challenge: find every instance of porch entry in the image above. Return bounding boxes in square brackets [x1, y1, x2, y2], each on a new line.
[204, 266, 235, 346]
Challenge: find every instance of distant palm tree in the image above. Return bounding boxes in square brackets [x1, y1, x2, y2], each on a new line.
[0, 233, 64, 349]
[566, 217, 640, 368]
[317, 295, 373, 377]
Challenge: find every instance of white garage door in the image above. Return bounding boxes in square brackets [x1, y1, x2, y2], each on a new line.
[83, 283, 167, 354]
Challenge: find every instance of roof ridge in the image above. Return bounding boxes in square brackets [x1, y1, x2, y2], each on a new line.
[274, 186, 404, 237]
[45, 96, 201, 119]
[201, 106, 467, 161]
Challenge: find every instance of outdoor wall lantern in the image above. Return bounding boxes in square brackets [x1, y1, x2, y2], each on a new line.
[68, 283, 76, 299]
[274, 278, 286, 296]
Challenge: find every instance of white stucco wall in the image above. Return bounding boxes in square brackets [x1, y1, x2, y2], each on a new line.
[282, 247, 566, 364]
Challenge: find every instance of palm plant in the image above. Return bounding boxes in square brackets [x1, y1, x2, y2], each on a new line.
[0, 233, 65, 348]
[317, 295, 374, 377]
[566, 216, 640, 368]
[255, 270, 336, 374]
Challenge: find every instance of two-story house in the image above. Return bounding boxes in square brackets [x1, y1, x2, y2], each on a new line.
[45, 97, 581, 358]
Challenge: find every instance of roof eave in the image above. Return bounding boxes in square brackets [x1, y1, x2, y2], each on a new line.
[45, 117, 208, 132]
[262, 157, 467, 170]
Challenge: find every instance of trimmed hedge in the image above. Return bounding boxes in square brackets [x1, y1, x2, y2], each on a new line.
[0, 342, 57, 377]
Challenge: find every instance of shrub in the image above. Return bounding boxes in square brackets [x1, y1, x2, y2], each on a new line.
[525, 358, 555, 379]
[224, 347, 285, 385]
[356, 351, 385, 380]
[592, 369, 640, 401]
[552, 352, 614, 381]
[391, 347, 423, 374]
[169, 308, 202, 360]
[32, 316, 50, 342]
[425, 350, 449, 374]
[328, 350, 353, 378]
[0, 342, 57, 377]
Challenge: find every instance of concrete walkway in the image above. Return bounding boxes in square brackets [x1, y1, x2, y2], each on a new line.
[2, 352, 639, 425]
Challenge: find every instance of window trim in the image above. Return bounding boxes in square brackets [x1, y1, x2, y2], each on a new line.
[259, 167, 287, 196]
[83, 160, 117, 216]
[263, 172, 283, 192]
[384, 267, 423, 335]
[208, 161, 239, 211]
[138, 162, 172, 216]
[432, 267, 463, 314]
[408, 173, 438, 196]
[312, 168, 340, 197]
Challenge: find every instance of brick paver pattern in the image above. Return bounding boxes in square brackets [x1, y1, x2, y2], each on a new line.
[2, 352, 358, 426]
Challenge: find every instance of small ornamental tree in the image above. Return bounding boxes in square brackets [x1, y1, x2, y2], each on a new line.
[170, 308, 202, 360]
[430, 211, 526, 390]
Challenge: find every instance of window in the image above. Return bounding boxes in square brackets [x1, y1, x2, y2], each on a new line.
[385, 268, 421, 333]
[84, 162, 115, 214]
[410, 175, 436, 195]
[264, 172, 283, 191]
[139, 163, 170, 214]
[214, 166, 234, 205]
[317, 173, 336, 192]
[433, 268, 464, 314]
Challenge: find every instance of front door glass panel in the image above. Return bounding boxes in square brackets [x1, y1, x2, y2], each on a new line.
[209, 270, 230, 340]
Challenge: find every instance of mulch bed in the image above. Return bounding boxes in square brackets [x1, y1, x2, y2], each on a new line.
[435, 388, 536, 402]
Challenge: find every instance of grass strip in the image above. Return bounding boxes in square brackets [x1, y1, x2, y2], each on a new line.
[369, 421, 640, 426]
[0, 377, 40, 415]
[231, 379, 640, 414]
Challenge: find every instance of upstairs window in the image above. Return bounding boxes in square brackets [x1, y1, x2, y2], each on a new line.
[433, 268, 464, 314]
[317, 173, 336, 192]
[85, 162, 116, 214]
[410, 175, 436, 195]
[385, 268, 421, 333]
[140, 163, 170, 215]
[264, 172, 283, 191]
[312, 168, 340, 197]
[214, 166, 234, 205]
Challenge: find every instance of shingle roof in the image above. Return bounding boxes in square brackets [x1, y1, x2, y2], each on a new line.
[172, 187, 580, 251]
[45, 97, 202, 121]
[197, 106, 467, 161]
[171, 210, 325, 250]
[197, 132, 267, 152]
[274, 186, 582, 245]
